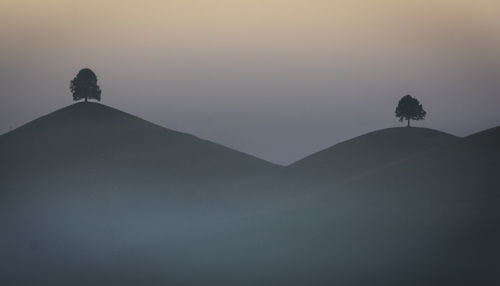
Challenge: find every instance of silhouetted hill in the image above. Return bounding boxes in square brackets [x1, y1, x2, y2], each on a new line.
[325, 125, 500, 284]
[290, 127, 459, 179]
[0, 102, 278, 182]
[344, 125, 500, 189]
[0, 102, 293, 285]
[1, 103, 498, 286]
[210, 125, 499, 285]
[465, 125, 500, 144]
[0, 102, 288, 235]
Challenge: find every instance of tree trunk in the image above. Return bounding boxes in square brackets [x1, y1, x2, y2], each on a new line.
[85, 97, 88, 103]
[407, 118, 410, 127]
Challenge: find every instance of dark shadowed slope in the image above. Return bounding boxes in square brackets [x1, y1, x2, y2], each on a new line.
[325, 126, 500, 284]
[0, 102, 288, 229]
[290, 127, 459, 179]
[0, 103, 291, 286]
[344, 125, 500, 194]
[121, 126, 498, 286]
[0, 102, 279, 183]
[200, 126, 500, 286]
[464, 125, 500, 145]
[0, 101, 498, 285]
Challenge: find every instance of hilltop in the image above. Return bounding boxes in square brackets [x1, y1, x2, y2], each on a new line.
[344, 125, 500, 194]
[0, 102, 279, 182]
[0, 102, 289, 230]
[0, 102, 498, 286]
[290, 127, 459, 179]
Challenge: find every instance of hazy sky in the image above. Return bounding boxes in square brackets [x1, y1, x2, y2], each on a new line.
[1, 0, 499, 165]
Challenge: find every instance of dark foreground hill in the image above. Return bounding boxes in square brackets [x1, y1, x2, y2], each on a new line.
[0, 102, 278, 181]
[336, 126, 500, 284]
[0, 103, 498, 286]
[180, 126, 500, 285]
[0, 102, 291, 211]
[290, 127, 459, 179]
[340, 126, 500, 193]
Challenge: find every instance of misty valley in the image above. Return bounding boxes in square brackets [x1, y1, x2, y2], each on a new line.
[1, 102, 498, 285]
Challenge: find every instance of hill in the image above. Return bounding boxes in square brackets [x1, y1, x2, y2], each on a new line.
[0, 103, 289, 255]
[328, 126, 500, 284]
[0, 102, 293, 285]
[1, 103, 498, 285]
[193, 126, 500, 285]
[289, 127, 459, 179]
[0, 102, 278, 182]
[342, 126, 500, 202]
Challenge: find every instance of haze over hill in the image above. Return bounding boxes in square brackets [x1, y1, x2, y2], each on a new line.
[0, 102, 290, 236]
[290, 127, 459, 178]
[2, 0, 500, 283]
[0, 103, 499, 285]
[0, 102, 278, 180]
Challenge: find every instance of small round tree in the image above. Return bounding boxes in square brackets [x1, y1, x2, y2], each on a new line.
[395, 95, 426, 127]
[70, 68, 101, 102]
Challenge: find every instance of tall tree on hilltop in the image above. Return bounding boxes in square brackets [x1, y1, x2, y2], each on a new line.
[70, 68, 101, 102]
[395, 95, 426, 127]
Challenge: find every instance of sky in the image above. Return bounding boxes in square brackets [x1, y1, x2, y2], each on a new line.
[1, 0, 499, 165]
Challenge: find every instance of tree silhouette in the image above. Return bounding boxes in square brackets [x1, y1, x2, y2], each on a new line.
[395, 95, 426, 127]
[70, 68, 101, 102]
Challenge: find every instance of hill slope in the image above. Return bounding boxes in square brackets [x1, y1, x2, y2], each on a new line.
[0, 102, 287, 230]
[0, 102, 278, 183]
[205, 126, 499, 285]
[1, 103, 498, 285]
[323, 126, 500, 284]
[0, 103, 292, 286]
[290, 127, 459, 178]
[344, 125, 500, 197]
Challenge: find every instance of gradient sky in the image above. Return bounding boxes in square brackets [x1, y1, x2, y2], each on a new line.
[1, 0, 499, 164]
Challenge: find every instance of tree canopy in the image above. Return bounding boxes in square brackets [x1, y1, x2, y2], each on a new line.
[70, 68, 101, 102]
[395, 95, 426, 127]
